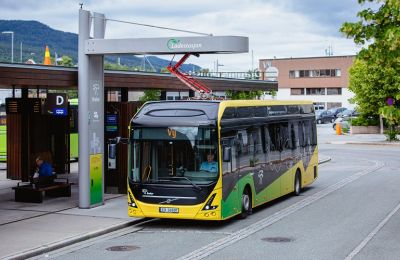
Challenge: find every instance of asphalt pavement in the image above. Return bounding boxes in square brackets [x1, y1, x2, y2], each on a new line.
[42, 143, 400, 260]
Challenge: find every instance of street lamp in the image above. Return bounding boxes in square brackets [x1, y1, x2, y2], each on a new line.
[2, 31, 14, 63]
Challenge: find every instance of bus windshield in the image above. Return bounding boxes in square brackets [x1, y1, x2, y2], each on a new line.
[130, 127, 219, 185]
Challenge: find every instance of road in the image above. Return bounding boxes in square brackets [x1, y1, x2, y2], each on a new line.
[40, 124, 400, 260]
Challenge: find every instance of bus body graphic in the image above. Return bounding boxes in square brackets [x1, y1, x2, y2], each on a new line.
[127, 100, 318, 221]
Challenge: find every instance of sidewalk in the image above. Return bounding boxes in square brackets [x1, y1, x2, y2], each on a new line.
[0, 155, 331, 260]
[317, 125, 400, 146]
[0, 164, 141, 260]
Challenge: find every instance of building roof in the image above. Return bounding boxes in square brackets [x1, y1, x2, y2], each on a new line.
[0, 63, 277, 92]
[260, 55, 356, 61]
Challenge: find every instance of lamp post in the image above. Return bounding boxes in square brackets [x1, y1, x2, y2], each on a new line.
[2, 31, 14, 63]
[20, 41, 23, 63]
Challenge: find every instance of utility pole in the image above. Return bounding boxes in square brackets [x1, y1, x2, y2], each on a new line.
[251, 49, 254, 71]
[20, 41, 23, 63]
[2, 31, 14, 63]
[216, 59, 224, 73]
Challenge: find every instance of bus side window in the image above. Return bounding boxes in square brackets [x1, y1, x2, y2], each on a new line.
[247, 127, 263, 166]
[311, 119, 317, 146]
[298, 121, 304, 147]
[222, 138, 232, 174]
[221, 130, 238, 174]
[290, 123, 296, 150]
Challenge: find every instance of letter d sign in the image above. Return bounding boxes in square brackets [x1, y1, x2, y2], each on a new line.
[56, 95, 64, 105]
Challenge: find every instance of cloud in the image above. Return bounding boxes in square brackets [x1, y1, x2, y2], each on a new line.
[0, 0, 365, 70]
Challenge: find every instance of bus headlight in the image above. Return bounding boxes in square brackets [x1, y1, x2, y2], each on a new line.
[202, 193, 218, 211]
[128, 191, 138, 208]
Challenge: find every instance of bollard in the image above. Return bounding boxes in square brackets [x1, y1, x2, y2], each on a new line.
[336, 122, 342, 135]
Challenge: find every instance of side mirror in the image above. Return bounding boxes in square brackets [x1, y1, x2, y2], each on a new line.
[223, 146, 231, 162]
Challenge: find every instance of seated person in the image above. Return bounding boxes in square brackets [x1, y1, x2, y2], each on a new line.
[200, 153, 218, 173]
[32, 156, 54, 187]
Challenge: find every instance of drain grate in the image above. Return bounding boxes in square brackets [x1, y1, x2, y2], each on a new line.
[106, 245, 140, 251]
[261, 237, 294, 243]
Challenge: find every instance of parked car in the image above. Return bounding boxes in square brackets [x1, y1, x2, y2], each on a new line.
[314, 104, 325, 111]
[337, 109, 360, 119]
[316, 110, 335, 124]
[332, 117, 351, 130]
[328, 107, 347, 118]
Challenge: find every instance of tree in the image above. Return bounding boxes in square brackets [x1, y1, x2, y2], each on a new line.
[59, 55, 74, 67]
[160, 67, 170, 73]
[340, 0, 400, 139]
[225, 90, 264, 100]
[104, 62, 130, 71]
[140, 90, 161, 102]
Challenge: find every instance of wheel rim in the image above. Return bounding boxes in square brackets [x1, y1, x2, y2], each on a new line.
[242, 194, 250, 211]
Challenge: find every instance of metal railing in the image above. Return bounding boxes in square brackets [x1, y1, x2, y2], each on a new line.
[190, 71, 277, 81]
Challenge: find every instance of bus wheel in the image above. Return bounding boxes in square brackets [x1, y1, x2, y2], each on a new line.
[240, 188, 252, 219]
[294, 171, 301, 196]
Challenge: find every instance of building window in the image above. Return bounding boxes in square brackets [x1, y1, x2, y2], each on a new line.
[327, 102, 342, 109]
[289, 69, 341, 78]
[327, 88, 342, 95]
[291, 88, 305, 95]
[306, 88, 325, 95]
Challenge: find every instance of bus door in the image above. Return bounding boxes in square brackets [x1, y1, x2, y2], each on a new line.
[221, 135, 240, 218]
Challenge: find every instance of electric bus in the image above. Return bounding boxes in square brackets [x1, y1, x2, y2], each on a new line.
[127, 100, 318, 220]
[0, 113, 6, 162]
[69, 98, 79, 160]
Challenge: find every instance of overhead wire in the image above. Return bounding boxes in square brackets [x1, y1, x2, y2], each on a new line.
[105, 18, 213, 36]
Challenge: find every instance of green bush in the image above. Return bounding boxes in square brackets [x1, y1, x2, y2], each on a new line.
[384, 127, 399, 141]
[350, 116, 379, 126]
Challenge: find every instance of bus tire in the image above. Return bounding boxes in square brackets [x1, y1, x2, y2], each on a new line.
[240, 187, 252, 219]
[294, 171, 301, 196]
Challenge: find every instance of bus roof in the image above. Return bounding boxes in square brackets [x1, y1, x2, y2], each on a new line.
[132, 100, 314, 128]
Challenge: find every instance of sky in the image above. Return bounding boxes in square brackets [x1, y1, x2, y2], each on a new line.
[0, 0, 374, 71]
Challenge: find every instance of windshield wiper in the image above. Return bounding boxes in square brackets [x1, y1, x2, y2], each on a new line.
[159, 177, 202, 191]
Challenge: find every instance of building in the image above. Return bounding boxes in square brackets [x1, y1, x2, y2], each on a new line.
[259, 55, 355, 110]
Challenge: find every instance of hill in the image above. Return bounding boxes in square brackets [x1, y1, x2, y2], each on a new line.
[0, 20, 201, 72]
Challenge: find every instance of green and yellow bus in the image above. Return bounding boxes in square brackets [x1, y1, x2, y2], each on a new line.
[127, 100, 318, 220]
[69, 98, 79, 160]
[0, 114, 6, 162]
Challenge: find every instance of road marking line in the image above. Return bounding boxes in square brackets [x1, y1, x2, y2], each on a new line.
[344, 200, 400, 260]
[176, 161, 384, 260]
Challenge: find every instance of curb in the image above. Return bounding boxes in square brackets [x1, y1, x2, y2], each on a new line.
[327, 141, 400, 146]
[4, 218, 145, 260]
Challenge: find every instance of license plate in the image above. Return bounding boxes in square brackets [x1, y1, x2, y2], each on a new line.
[159, 207, 179, 213]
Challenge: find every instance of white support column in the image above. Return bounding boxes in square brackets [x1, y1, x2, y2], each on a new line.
[78, 9, 91, 208]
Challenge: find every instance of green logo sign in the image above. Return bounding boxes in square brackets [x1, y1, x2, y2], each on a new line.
[167, 38, 202, 50]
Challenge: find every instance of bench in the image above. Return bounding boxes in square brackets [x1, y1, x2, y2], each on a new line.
[12, 181, 71, 203]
